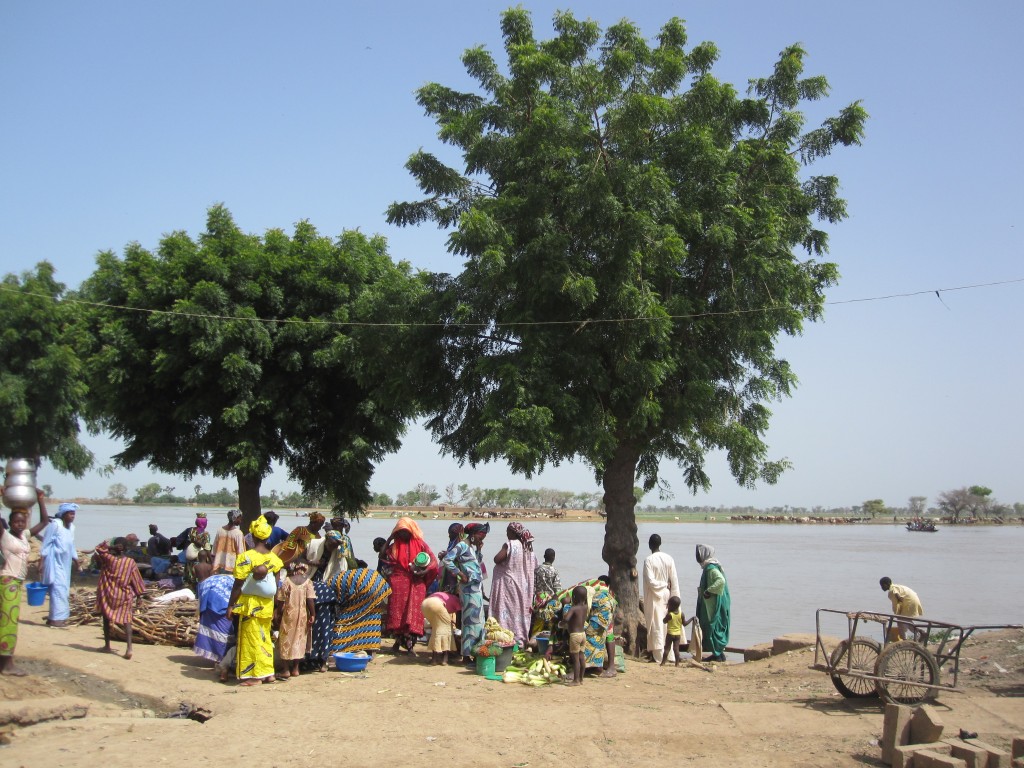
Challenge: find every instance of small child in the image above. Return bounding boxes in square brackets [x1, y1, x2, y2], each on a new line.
[661, 595, 685, 666]
[94, 538, 146, 660]
[274, 562, 315, 679]
[560, 585, 589, 686]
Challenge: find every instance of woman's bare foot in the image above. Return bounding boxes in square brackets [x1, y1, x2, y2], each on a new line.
[238, 679, 262, 686]
[123, 650, 133, 660]
[565, 680, 581, 686]
[218, 669, 229, 682]
[102, 646, 116, 654]
[0, 666, 27, 676]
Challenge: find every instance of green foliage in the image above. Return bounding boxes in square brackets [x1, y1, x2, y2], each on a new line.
[861, 499, 887, 519]
[133, 482, 163, 503]
[388, 10, 864, 641]
[0, 263, 93, 475]
[388, 9, 866, 498]
[79, 205, 425, 519]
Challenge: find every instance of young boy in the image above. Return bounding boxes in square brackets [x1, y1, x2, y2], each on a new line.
[94, 538, 146, 659]
[561, 585, 589, 686]
[661, 595, 684, 666]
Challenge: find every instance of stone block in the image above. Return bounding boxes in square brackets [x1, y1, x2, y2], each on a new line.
[968, 742, 1009, 768]
[743, 642, 773, 662]
[1013, 739, 1024, 760]
[893, 743, 952, 768]
[911, 705, 945, 744]
[883, 704, 914, 764]
[771, 633, 818, 655]
[915, 750, 966, 768]
[943, 738, 990, 768]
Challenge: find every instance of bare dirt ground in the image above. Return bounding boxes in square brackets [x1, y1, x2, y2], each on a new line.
[2, 597, 1022, 768]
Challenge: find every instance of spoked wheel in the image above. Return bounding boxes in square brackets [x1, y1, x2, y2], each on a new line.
[829, 638, 882, 698]
[874, 640, 940, 705]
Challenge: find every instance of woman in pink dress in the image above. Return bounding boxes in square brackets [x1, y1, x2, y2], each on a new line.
[489, 522, 537, 645]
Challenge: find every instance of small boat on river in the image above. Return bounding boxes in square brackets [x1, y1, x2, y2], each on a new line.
[906, 520, 938, 532]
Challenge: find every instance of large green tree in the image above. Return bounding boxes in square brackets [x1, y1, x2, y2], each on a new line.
[388, 10, 865, 647]
[0, 263, 93, 476]
[80, 205, 423, 527]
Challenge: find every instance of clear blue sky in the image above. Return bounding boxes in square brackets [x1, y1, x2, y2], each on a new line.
[3, 1, 1022, 509]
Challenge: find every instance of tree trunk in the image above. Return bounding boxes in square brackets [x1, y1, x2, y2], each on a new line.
[237, 474, 263, 532]
[601, 442, 641, 656]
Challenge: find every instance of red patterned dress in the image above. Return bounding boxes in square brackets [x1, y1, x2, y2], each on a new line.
[95, 550, 146, 624]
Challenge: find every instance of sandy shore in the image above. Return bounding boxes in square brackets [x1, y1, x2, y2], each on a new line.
[2, 596, 1022, 768]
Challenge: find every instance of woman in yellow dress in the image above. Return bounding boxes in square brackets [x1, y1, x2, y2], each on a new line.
[229, 516, 284, 686]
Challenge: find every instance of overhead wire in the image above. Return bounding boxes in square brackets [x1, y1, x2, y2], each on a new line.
[1, 276, 1022, 329]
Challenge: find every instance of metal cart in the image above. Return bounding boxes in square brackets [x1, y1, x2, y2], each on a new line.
[811, 608, 1022, 706]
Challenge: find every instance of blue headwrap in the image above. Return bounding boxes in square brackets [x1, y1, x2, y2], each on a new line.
[56, 502, 79, 518]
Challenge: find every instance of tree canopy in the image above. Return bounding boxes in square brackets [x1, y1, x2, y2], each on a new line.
[79, 205, 424, 524]
[388, 9, 866, 644]
[0, 262, 93, 476]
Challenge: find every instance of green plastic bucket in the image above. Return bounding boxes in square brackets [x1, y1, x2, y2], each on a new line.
[475, 655, 496, 676]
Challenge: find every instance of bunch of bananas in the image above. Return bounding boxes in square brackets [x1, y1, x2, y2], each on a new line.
[484, 616, 515, 645]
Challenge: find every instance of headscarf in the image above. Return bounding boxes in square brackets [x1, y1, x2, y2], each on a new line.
[447, 523, 464, 538]
[507, 521, 534, 551]
[250, 515, 272, 541]
[387, 518, 434, 578]
[391, 517, 426, 541]
[56, 502, 79, 519]
[309, 511, 326, 526]
[227, 509, 242, 523]
[325, 530, 343, 543]
[464, 522, 490, 539]
[195, 512, 208, 533]
[696, 544, 720, 566]
[331, 517, 351, 533]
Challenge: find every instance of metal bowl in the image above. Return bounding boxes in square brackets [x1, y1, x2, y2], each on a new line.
[4, 472, 35, 488]
[2, 484, 37, 509]
[4, 458, 36, 474]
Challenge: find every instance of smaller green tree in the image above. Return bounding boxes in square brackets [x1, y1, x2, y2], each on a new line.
[0, 263, 93, 475]
[862, 499, 887, 519]
[108, 482, 128, 502]
[133, 483, 162, 503]
[907, 496, 927, 517]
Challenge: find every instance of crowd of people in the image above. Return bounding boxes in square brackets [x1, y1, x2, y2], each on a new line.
[3, 495, 771, 685]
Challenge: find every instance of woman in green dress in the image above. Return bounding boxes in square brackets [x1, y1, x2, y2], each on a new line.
[695, 544, 731, 662]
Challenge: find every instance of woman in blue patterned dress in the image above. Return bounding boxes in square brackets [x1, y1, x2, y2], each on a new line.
[442, 522, 489, 663]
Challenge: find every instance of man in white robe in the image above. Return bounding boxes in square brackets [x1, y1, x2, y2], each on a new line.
[643, 533, 681, 660]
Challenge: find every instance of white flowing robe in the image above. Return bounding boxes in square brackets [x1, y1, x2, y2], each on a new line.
[643, 551, 681, 656]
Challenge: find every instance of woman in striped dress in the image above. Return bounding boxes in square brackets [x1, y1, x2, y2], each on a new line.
[328, 567, 391, 656]
[94, 538, 146, 659]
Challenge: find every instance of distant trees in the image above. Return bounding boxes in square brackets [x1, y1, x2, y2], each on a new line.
[382, 484, 602, 509]
[107, 483, 128, 502]
[937, 486, 1001, 522]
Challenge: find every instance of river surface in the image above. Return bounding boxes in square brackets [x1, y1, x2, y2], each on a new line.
[52, 505, 1024, 648]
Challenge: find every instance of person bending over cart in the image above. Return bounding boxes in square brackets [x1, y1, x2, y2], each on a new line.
[879, 576, 923, 641]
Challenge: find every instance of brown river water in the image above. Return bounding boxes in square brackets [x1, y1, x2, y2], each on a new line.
[61, 505, 1024, 649]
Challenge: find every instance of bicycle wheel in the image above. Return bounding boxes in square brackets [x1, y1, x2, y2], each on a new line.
[874, 640, 940, 705]
[829, 638, 881, 698]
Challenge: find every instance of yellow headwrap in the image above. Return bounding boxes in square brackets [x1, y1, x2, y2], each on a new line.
[250, 515, 272, 541]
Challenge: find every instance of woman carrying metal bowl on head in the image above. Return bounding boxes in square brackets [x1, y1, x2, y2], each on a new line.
[0, 489, 49, 674]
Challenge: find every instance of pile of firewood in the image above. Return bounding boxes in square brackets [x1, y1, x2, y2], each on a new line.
[68, 586, 198, 647]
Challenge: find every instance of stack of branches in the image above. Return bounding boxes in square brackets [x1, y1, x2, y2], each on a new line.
[68, 586, 198, 647]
